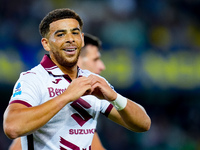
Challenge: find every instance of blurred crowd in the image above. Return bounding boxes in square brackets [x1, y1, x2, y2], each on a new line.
[1, 0, 200, 149]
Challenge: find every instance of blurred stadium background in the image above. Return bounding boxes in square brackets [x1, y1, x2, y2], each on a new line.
[1, 0, 200, 149]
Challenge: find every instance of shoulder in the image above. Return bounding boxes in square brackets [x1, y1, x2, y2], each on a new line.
[20, 64, 47, 77]
[79, 68, 114, 90]
[18, 64, 48, 83]
[79, 68, 102, 77]
[78, 68, 96, 77]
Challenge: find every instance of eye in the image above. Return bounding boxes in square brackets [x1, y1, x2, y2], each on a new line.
[57, 33, 64, 37]
[93, 58, 99, 62]
[72, 32, 79, 35]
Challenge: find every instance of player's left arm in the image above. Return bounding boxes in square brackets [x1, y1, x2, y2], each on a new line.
[108, 100, 151, 132]
[88, 74, 151, 132]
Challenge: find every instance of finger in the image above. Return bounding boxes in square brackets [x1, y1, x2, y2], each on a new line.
[89, 76, 101, 87]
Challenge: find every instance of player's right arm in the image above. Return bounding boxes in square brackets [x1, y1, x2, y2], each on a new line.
[91, 132, 106, 150]
[3, 76, 92, 139]
[9, 138, 21, 150]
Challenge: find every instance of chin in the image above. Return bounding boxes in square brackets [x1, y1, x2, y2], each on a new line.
[64, 59, 78, 68]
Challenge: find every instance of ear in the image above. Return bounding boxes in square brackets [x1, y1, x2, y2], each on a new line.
[41, 38, 50, 52]
[81, 33, 85, 48]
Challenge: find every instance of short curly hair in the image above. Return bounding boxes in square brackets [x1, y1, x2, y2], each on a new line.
[39, 8, 83, 38]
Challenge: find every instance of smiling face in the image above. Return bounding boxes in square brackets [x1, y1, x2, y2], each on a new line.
[41, 18, 84, 68]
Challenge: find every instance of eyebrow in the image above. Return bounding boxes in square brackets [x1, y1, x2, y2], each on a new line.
[54, 30, 66, 35]
[72, 28, 80, 32]
[54, 28, 80, 35]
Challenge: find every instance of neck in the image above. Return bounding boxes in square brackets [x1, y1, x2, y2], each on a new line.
[49, 54, 78, 80]
[63, 65, 78, 80]
[58, 64, 78, 80]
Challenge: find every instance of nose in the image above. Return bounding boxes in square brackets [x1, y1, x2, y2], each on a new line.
[66, 33, 75, 43]
[99, 60, 105, 72]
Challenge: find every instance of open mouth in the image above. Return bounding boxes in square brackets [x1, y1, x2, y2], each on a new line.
[63, 48, 77, 55]
[63, 48, 77, 52]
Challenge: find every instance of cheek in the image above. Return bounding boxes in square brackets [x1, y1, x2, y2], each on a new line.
[86, 60, 95, 69]
[77, 37, 84, 48]
[96, 60, 102, 66]
[50, 37, 56, 43]
[48, 34, 57, 43]
[49, 37, 64, 47]
[90, 60, 97, 66]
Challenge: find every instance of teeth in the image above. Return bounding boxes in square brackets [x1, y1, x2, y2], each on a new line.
[63, 48, 76, 52]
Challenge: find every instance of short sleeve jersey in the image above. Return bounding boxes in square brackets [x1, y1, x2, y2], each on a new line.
[9, 54, 113, 150]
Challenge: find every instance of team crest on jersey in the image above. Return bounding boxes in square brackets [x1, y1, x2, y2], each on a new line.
[13, 82, 22, 97]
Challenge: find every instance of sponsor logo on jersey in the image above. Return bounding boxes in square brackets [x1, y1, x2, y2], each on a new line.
[52, 78, 62, 84]
[69, 129, 95, 135]
[48, 87, 66, 97]
[13, 82, 22, 97]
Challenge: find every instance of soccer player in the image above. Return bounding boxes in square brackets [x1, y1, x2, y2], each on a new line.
[4, 8, 151, 150]
[8, 34, 106, 150]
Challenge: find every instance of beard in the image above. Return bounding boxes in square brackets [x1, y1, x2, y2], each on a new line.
[52, 50, 80, 68]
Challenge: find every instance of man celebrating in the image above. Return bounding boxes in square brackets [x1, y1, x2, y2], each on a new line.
[4, 8, 151, 150]
[8, 34, 106, 150]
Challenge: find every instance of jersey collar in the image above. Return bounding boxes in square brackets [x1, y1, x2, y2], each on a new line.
[40, 54, 84, 77]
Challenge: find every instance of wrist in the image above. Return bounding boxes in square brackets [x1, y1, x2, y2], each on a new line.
[110, 93, 127, 111]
